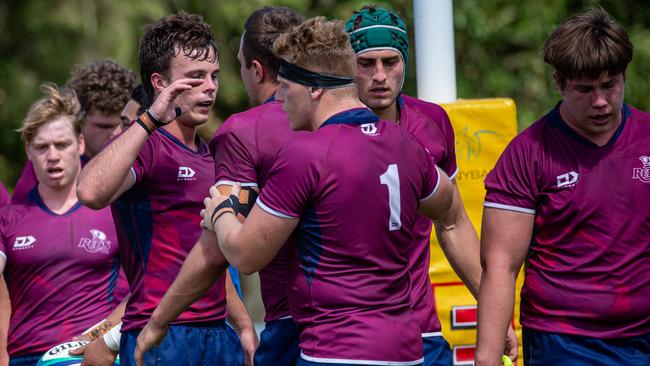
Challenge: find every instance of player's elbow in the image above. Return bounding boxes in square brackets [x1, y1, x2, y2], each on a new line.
[77, 181, 109, 209]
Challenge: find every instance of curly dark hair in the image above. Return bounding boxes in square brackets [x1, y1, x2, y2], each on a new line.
[66, 59, 136, 114]
[139, 11, 218, 101]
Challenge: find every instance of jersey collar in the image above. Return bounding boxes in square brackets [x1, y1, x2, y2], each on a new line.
[320, 108, 379, 128]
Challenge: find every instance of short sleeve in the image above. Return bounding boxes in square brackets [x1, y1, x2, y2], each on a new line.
[417, 143, 442, 201]
[436, 110, 458, 179]
[210, 117, 258, 187]
[0, 207, 10, 263]
[484, 136, 538, 214]
[257, 140, 317, 219]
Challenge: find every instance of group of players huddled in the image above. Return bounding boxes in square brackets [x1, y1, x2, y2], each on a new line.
[1, 4, 648, 366]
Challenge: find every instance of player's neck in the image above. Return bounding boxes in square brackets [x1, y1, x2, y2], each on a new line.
[372, 101, 399, 123]
[313, 95, 368, 130]
[254, 82, 278, 105]
[162, 121, 198, 150]
[38, 180, 79, 214]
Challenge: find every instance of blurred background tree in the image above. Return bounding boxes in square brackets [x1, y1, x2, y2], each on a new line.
[2, 0, 649, 187]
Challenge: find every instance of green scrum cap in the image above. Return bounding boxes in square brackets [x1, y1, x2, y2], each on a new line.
[345, 7, 409, 67]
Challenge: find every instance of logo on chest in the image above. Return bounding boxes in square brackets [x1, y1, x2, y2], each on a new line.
[178, 166, 197, 181]
[632, 156, 650, 183]
[78, 229, 111, 254]
[13, 236, 36, 250]
[360, 123, 379, 136]
[556, 171, 579, 189]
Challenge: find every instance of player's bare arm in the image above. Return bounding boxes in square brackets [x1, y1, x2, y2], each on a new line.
[418, 166, 454, 221]
[134, 229, 228, 365]
[225, 271, 258, 366]
[77, 78, 202, 209]
[202, 184, 298, 275]
[475, 208, 533, 366]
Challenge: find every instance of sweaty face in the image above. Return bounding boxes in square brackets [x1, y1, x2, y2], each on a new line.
[82, 109, 122, 158]
[558, 72, 625, 143]
[27, 117, 84, 192]
[355, 49, 404, 115]
[165, 48, 220, 126]
[275, 76, 312, 131]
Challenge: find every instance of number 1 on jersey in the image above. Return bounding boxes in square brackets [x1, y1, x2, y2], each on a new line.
[380, 164, 401, 231]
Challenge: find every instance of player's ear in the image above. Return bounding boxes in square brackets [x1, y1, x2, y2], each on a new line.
[77, 133, 85, 157]
[251, 59, 265, 83]
[309, 87, 323, 100]
[552, 71, 564, 95]
[151, 73, 168, 94]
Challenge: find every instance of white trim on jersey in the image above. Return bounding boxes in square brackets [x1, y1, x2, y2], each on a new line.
[421, 166, 442, 202]
[256, 197, 297, 219]
[484, 202, 535, 215]
[215, 180, 259, 188]
[301, 351, 424, 366]
[448, 166, 459, 181]
[421, 331, 443, 338]
[0, 250, 6, 262]
[278, 315, 293, 320]
[129, 167, 137, 185]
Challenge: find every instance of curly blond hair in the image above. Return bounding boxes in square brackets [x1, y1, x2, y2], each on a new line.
[19, 83, 83, 143]
[273, 17, 356, 78]
[66, 59, 136, 114]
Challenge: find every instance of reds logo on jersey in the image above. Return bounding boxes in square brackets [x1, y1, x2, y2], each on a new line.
[78, 229, 111, 254]
[632, 155, 650, 183]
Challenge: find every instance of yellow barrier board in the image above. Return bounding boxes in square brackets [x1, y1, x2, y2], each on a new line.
[430, 99, 523, 365]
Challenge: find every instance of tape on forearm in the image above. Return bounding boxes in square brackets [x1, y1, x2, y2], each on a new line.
[102, 322, 122, 352]
[82, 319, 112, 341]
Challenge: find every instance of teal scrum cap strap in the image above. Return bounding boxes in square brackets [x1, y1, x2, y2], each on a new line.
[345, 7, 409, 66]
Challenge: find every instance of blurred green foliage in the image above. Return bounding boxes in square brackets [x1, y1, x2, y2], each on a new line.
[1, 0, 649, 188]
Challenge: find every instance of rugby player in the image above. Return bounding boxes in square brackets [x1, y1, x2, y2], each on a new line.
[476, 8, 650, 366]
[203, 17, 455, 366]
[0, 84, 122, 366]
[76, 12, 252, 366]
[345, 7, 517, 364]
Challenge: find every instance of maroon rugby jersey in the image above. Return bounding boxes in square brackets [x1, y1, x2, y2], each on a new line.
[485, 104, 650, 338]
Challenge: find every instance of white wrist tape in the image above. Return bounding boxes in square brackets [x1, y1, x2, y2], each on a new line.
[102, 322, 122, 352]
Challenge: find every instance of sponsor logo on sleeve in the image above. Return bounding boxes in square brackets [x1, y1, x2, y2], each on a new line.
[178, 166, 197, 181]
[556, 171, 579, 188]
[78, 229, 111, 254]
[13, 236, 36, 250]
[632, 156, 650, 183]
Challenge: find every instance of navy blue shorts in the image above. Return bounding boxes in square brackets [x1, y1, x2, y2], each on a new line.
[523, 327, 650, 365]
[119, 321, 243, 366]
[9, 353, 41, 366]
[254, 317, 300, 366]
[422, 334, 452, 366]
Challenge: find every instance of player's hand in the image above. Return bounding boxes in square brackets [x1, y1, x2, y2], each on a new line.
[148, 78, 204, 124]
[70, 339, 117, 366]
[202, 183, 242, 231]
[134, 320, 168, 366]
[239, 327, 259, 366]
[504, 325, 518, 364]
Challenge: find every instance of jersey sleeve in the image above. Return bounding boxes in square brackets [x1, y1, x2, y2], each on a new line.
[436, 109, 458, 179]
[130, 134, 157, 185]
[209, 117, 258, 187]
[483, 136, 538, 214]
[0, 207, 10, 263]
[257, 140, 316, 219]
[416, 141, 442, 201]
